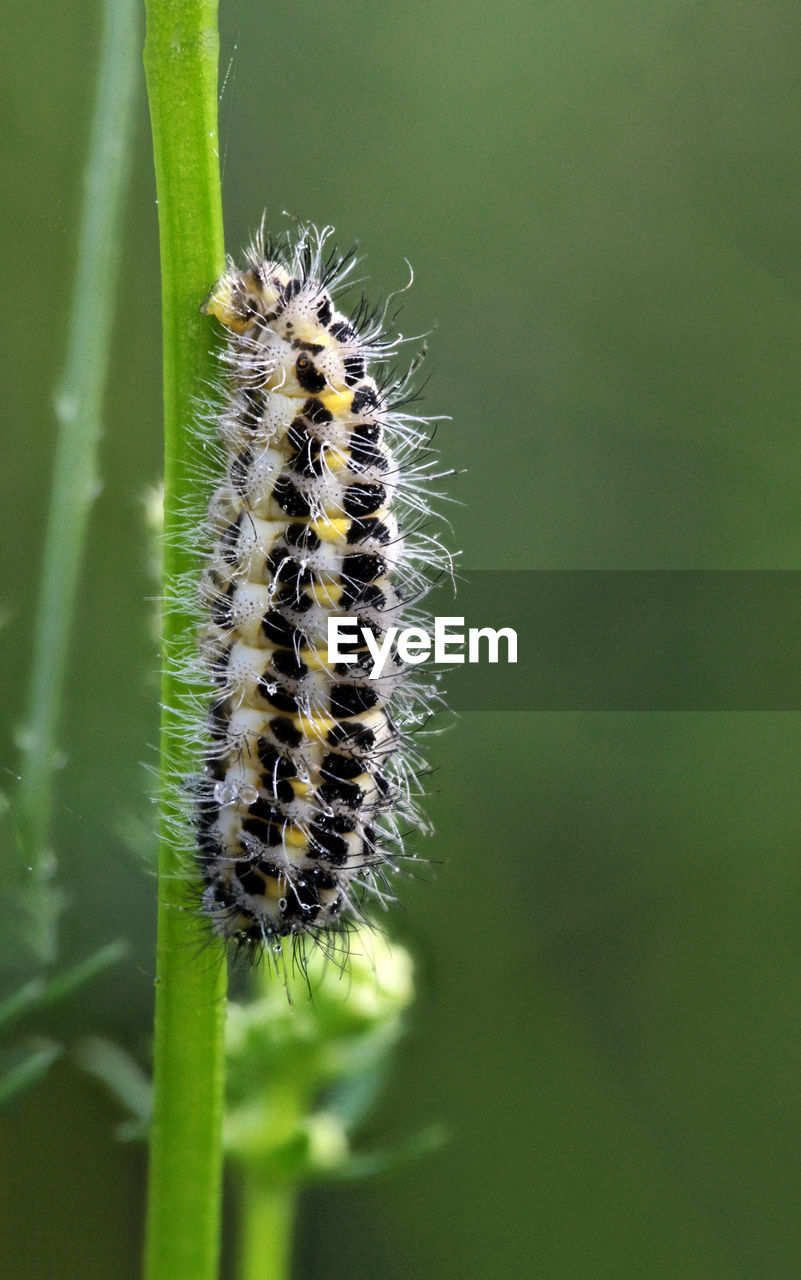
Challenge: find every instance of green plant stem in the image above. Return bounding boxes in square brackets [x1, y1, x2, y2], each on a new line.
[240, 1174, 295, 1280]
[143, 3, 227, 1279]
[15, 0, 139, 965]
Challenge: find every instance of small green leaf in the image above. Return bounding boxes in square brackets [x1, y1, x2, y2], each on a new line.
[77, 1036, 152, 1126]
[39, 939, 128, 1007]
[0, 979, 47, 1032]
[329, 1123, 448, 1182]
[0, 1041, 63, 1107]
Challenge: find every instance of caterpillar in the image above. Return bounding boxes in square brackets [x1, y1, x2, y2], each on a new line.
[190, 221, 449, 960]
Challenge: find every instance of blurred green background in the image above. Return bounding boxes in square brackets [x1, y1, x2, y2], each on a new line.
[4, 0, 801, 1276]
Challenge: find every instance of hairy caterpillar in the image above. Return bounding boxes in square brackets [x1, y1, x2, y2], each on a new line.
[190, 222, 449, 958]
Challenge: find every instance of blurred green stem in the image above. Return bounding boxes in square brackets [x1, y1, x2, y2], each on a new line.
[15, 0, 139, 965]
[240, 1176, 295, 1280]
[143, 2, 228, 1279]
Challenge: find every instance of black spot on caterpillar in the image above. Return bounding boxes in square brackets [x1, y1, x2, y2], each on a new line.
[190, 221, 451, 960]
